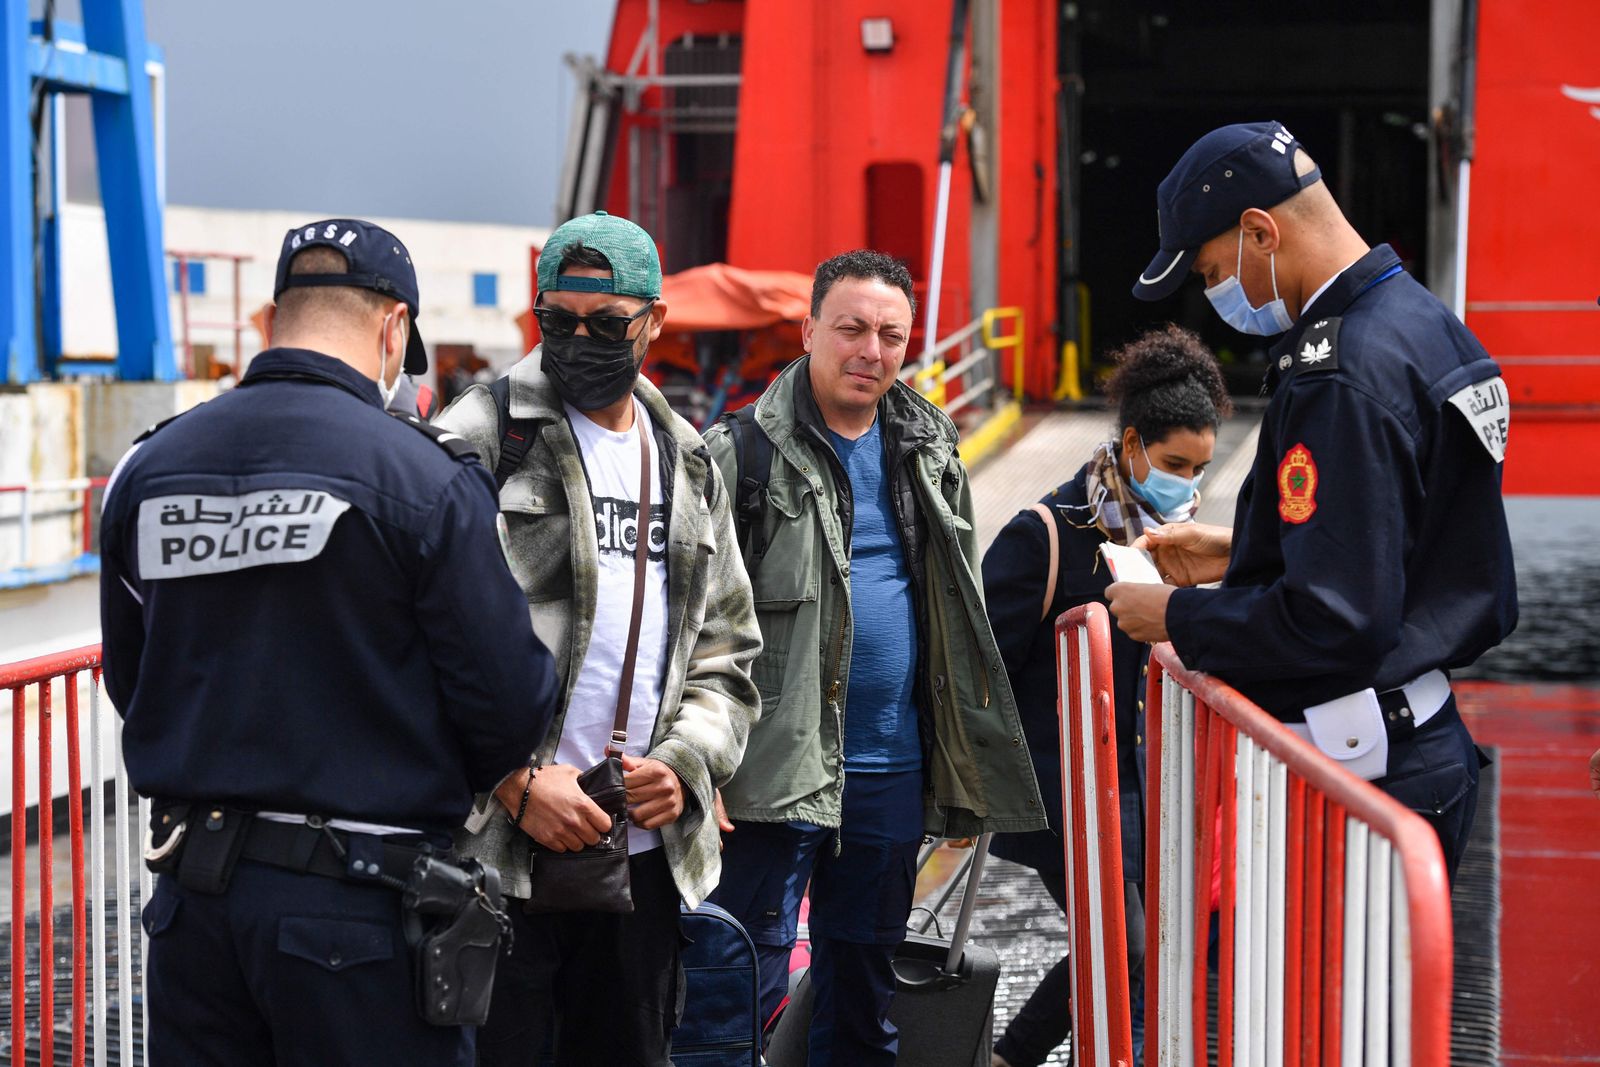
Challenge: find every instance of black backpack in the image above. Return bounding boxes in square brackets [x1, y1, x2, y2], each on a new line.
[486, 375, 722, 508]
[716, 404, 774, 562]
[488, 375, 536, 491]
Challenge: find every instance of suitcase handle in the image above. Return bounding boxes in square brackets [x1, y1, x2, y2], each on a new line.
[904, 833, 994, 975]
[943, 832, 992, 974]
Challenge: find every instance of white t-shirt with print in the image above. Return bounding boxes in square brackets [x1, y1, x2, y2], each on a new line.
[557, 399, 670, 854]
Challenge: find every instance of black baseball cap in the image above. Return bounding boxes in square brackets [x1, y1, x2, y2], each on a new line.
[1132, 121, 1323, 302]
[274, 219, 428, 373]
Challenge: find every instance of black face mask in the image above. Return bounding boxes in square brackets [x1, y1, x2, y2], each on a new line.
[541, 333, 643, 411]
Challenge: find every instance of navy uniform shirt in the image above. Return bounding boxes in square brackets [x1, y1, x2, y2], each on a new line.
[1167, 245, 1518, 717]
[99, 348, 560, 832]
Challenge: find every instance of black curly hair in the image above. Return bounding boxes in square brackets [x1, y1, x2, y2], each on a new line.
[811, 249, 918, 319]
[1103, 324, 1234, 444]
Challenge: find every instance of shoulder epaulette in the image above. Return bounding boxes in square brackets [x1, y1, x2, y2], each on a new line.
[1278, 315, 1341, 380]
[133, 410, 190, 443]
[389, 410, 481, 462]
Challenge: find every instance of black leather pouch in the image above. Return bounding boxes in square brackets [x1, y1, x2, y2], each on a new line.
[523, 756, 632, 914]
[177, 807, 253, 894]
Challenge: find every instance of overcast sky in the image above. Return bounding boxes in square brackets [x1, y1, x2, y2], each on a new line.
[132, 1, 617, 226]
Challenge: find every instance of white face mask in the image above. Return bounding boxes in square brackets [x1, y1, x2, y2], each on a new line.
[1203, 230, 1294, 336]
[376, 311, 407, 409]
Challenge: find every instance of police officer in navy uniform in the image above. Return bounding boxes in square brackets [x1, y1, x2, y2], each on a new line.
[1107, 123, 1517, 881]
[99, 219, 562, 1065]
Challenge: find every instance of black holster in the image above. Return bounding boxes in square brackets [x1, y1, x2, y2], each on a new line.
[403, 855, 511, 1027]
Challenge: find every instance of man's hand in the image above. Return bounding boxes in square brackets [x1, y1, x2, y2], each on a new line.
[1131, 522, 1234, 587]
[1590, 748, 1599, 800]
[713, 789, 734, 851]
[1106, 581, 1177, 643]
[623, 755, 687, 831]
[495, 763, 613, 852]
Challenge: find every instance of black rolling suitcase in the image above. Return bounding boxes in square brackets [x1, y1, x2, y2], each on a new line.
[765, 833, 1001, 1067]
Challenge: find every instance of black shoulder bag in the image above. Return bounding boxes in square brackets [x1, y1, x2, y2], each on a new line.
[523, 419, 653, 914]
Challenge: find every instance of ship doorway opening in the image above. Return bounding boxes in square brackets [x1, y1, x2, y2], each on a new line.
[661, 33, 740, 273]
[1067, 0, 1433, 391]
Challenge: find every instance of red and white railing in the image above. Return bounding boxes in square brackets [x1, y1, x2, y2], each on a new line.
[3, 644, 147, 1067]
[1055, 606, 1454, 1066]
[1055, 604, 1135, 1067]
[1143, 643, 1452, 1067]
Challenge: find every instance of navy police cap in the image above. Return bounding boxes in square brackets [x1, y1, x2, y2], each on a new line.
[274, 219, 428, 374]
[1132, 121, 1323, 302]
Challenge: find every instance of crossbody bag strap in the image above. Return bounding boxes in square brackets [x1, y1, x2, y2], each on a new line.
[606, 411, 654, 757]
[1028, 503, 1060, 623]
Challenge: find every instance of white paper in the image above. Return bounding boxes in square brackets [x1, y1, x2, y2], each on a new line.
[1099, 542, 1165, 584]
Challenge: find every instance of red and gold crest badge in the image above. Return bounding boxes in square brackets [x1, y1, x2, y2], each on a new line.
[1277, 443, 1318, 524]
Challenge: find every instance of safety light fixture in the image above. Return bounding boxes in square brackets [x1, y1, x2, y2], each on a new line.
[860, 17, 895, 53]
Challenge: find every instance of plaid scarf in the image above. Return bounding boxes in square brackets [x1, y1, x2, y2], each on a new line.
[1072, 441, 1196, 547]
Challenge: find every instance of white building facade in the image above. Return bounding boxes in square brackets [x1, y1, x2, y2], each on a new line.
[58, 203, 548, 383]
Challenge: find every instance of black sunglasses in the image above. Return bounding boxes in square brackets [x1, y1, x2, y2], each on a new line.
[533, 300, 655, 343]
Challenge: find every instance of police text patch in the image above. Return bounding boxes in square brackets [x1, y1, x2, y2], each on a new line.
[1446, 375, 1510, 463]
[137, 490, 350, 579]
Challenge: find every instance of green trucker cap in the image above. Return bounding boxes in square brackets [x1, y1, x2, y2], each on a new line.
[537, 211, 662, 299]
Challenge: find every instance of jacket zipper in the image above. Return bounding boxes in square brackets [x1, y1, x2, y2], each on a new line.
[826, 591, 848, 856]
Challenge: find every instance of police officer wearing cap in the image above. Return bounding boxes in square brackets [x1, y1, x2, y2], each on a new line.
[1105, 123, 1517, 881]
[99, 219, 562, 1065]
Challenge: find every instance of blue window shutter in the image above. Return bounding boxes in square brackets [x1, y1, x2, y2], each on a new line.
[171, 261, 206, 295]
[472, 272, 498, 307]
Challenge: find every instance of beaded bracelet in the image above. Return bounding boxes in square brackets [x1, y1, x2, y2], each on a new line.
[510, 758, 538, 827]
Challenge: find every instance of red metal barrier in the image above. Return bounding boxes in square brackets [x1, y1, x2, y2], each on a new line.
[1144, 643, 1453, 1067]
[4, 645, 101, 1065]
[1054, 603, 1134, 1067]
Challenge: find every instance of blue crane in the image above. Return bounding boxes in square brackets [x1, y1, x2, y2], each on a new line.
[2, 0, 172, 383]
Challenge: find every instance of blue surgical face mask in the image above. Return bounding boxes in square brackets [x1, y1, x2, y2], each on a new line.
[1130, 437, 1204, 517]
[1204, 230, 1293, 336]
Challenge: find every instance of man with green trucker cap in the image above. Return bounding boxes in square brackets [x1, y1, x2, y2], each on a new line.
[437, 211, 762, 1065]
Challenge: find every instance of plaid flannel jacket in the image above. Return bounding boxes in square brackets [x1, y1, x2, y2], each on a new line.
[436, 350, 761, 908]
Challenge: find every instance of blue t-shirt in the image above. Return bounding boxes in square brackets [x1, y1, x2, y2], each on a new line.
[830, 422, 921, 773]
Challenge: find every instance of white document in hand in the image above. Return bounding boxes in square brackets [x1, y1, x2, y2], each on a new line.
[1099, 542, 1164, 584]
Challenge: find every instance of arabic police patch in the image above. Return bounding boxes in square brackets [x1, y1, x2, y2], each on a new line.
[1290, 316, 1340, 376]
[1277, 443, 1318, 524]
[137, 489, 352, 579]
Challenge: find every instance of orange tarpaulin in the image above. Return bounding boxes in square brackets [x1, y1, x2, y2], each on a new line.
[658, 263, 813, 331]
[517, 263, 812, 353]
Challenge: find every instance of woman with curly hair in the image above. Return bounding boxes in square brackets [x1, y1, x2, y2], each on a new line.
[981, 324, 1232, 1067]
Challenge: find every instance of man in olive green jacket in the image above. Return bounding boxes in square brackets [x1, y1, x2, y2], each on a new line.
[706, 250, 1044, 1064]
